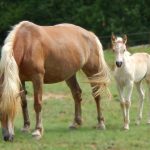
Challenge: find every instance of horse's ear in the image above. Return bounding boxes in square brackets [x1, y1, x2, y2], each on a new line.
[123, 34, 127, 44]
[111, 33, 116, 51]
[111, 33, 116, 43]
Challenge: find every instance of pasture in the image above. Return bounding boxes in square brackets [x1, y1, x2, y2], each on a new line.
[0, 46, 150, 150]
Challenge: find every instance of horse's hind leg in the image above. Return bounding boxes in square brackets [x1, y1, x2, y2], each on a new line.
[145, 79, 150, 124]
[66, 75, 82, 129]
[21, 82, 30, 132]
[91, 84, 105, 129]
[135, 81, 145, 125]
[82, 69, 105, 130]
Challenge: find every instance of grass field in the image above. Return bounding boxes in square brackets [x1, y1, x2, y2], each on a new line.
[0, 46, 150, 150]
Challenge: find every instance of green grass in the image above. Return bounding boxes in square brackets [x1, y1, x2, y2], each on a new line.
[1, 46, 150, 150]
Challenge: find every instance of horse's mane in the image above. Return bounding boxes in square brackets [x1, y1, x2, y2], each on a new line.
[0, 21, 29, 119]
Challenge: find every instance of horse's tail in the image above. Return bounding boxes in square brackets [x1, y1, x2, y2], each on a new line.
[90, 35, 111, 98]
[0, 22, 24, 119]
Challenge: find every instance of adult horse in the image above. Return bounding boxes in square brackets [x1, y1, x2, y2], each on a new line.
[0, 21, 110, 141]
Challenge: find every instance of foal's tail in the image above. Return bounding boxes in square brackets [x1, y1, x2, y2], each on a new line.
[0, 22, 23, 119]
[90, 35, 111, 97]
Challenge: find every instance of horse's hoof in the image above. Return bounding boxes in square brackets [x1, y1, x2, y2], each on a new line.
[32, 130, 42, 140]
[95, 122, 106, 130]
[21, 126, 30, 133]
[69, 123, 80, 129]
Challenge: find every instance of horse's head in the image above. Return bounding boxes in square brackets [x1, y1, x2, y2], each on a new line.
[0, 84, 16, 142]
[0, 113, 14, 142]
[111, 34, 127, 67]
[0, 88, 23, 142]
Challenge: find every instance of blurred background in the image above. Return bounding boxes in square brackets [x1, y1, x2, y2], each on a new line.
[0, 0, 150, 49]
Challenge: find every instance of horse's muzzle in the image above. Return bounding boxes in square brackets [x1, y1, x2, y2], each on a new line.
[116, 61, 122, 67]
[3, 135, 14, 142]
[2, 128, 14, 142]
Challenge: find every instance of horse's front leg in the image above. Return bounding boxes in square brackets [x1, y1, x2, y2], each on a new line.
[32, 73, 44, 139]
[124, 81, 134, 130]
[66, 75, 82, 129]
[21, 82, 30, 132]
[116, 82, 126, 129]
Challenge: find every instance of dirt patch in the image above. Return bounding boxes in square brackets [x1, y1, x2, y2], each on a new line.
[27, 92, 70, 101]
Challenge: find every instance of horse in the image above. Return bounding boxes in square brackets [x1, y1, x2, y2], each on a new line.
[111, 34, 150, 130]
[0, 21, 110, 141]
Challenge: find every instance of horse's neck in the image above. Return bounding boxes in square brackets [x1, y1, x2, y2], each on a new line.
[123, 51, 131, 63]
[124, 50, 131, 57]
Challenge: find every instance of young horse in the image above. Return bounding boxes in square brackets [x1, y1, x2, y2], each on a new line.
[111, 34, 150, 130]
[0, 21, 110, 141]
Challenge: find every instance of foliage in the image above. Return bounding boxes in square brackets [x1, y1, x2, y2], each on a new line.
[0, 0, 150, 47]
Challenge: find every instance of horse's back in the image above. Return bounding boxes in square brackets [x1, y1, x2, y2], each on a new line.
[132, 53, 150, 82]
[13, 21, 99, 83]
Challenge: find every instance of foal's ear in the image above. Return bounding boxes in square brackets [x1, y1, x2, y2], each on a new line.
[111, 33, 116, 51]
[123, 34, 127, 44]
[111, 33, 116, 43]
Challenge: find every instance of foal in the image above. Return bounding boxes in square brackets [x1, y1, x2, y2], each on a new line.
[111, 34, 150, 130]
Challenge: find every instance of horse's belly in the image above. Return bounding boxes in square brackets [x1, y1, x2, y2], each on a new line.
[134, 66, 147, 82]
[43, 62, 82, 83]
[43, 50, 86, 83]
[43, 71, 75, 83]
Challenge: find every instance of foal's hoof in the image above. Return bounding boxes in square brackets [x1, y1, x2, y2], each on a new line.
[32, 130, 42, 140]
[123, 124, 129, 130]
[147, 120, 150, 124]
[95, 122, 106, 130]
[69, 122, 80, 129]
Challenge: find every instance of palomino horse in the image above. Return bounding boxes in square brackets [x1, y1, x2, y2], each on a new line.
[0, 21, 110, 141]
[111, 34, 150, 130]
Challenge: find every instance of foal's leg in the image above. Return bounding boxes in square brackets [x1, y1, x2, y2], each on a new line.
[32, 73, 44, 139]
[116, 82, 126, 128]
[146, 80, 150, 124]
[135, 81, 145, 125]
[124, 81, 134, 130]
[66, 75, 82, 129]
[21, 82, 30, 132]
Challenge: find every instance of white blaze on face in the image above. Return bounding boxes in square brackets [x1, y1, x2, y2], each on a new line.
[114, 38, 126, 64]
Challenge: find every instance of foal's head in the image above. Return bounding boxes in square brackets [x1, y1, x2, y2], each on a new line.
[111, 34, 127, 67]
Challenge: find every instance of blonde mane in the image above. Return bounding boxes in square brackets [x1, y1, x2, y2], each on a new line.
[0, 21, 27, 119]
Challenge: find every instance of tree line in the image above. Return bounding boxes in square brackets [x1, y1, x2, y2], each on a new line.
[0, 0, 150, 48]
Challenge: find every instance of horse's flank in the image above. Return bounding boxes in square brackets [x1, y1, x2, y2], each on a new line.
[12, 21, 109, 84]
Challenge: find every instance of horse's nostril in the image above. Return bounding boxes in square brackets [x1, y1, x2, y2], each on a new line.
[4, 136, 9, 142]
[116, 61, 122, 67]
[3, 135, 14, 142]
